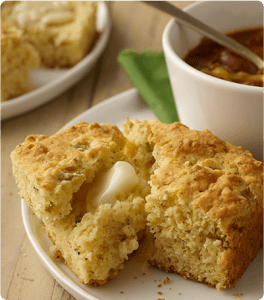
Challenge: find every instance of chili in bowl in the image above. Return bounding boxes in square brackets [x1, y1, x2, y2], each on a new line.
[184, 27, 263, 87]
[162, 1, 263, 161]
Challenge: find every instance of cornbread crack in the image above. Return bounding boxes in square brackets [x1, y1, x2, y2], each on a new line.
[123, 118, 263, 290]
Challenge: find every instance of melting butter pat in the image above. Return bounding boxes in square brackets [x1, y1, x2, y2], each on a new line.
[86, 161, 139, 207]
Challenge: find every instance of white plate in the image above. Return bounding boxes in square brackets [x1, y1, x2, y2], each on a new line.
[21, 88, 263, 300]
[1, 2, 111, 121]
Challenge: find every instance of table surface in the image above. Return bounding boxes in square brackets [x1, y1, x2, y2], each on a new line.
[1, 2, 193, 299]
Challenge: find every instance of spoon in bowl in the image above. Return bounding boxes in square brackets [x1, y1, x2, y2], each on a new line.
[143, 1, 263, 71]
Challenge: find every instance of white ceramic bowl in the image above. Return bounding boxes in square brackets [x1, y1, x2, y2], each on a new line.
[162, 1, 263, 161]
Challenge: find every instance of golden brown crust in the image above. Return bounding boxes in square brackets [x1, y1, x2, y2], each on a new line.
[11, 122, 127, 221]
[12, 122, 125, 192]
[219, 210, 263, 287]
[86, 269, 121, 287]
[147, 120, 228, 159]
[138, 120, 262, 235]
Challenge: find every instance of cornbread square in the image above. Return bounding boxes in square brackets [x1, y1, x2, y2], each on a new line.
[1, 22, 40, 101]
[2, 1, 98, 67]
[11, 122, 148, 285]
[123, 118, 263, 290]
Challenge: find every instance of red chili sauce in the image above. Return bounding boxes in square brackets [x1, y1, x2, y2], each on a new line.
[184, 27, 263, 87]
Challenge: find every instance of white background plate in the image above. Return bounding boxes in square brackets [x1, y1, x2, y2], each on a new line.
[2, 2, 111, 121]
[22, 88, 263, 300]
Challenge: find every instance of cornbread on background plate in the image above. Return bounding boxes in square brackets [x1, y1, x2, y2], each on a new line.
[11, 122, 148, 285]
[123, 118, 263, 290]
[2, 1, 98, 67]
[1, 22, 40, 102]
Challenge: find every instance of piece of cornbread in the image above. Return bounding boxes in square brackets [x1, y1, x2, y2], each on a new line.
[2, 1, 98, 67]
[11, 122, 148, 285]
[123, 118, 263, 290]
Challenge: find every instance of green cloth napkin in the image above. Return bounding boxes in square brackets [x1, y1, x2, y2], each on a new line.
[117, 49, 179, 124]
